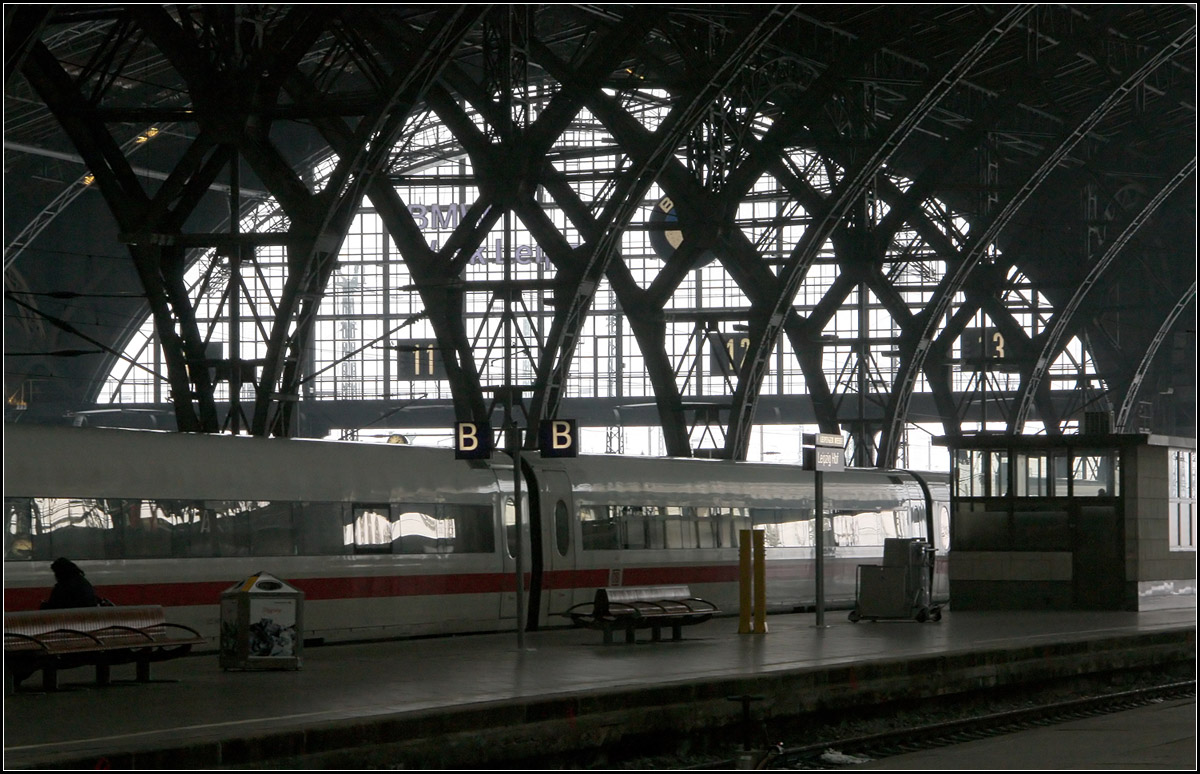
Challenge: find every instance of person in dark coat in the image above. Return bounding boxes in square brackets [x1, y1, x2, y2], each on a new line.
[40, 557, 100, 609]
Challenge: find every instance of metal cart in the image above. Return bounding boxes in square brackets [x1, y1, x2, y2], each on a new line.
[848, 538, 941, 622]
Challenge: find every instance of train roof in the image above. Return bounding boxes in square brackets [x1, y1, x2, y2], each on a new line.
[534, 453, 930, 510]
[3, 424, 502, 503]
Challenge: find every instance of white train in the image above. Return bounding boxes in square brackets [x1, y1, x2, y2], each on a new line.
[4, 423, 950, 645]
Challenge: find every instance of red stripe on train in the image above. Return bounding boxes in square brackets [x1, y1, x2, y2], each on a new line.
[4, 565, 739, 611]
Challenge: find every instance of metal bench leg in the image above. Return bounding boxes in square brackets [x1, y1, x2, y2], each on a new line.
[136, 660, 151, 682]
[603, 625, 614, 645]
[625, 626, 635, 644]
[651, 625, 662, 642]
[42, 666, 58, 692]
[96, 663, 111, 686]
[672, 623, 683, 641]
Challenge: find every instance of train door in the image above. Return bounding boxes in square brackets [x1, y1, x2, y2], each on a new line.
[530, 466, 580, 626]
[498, 465, 530, 624]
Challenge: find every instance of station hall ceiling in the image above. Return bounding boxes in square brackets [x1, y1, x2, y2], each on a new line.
[4, 4, 1196, 463]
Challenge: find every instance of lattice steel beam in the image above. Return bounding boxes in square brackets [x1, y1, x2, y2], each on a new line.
[878, 24, 1196, 467]
[1012, 157, 1197, 432]
[1115, 283, 1197, 433]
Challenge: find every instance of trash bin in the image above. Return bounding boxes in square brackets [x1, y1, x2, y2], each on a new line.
[219, 571, 304, 670]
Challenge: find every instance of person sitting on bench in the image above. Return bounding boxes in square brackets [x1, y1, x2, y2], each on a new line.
[40, 557, 100, 610]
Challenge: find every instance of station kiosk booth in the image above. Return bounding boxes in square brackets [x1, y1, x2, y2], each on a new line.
[938, 431, 1195, 611]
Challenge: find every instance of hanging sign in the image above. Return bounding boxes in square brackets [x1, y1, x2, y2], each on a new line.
[538, 419, 578, 458]
[455, 421, 493, 459]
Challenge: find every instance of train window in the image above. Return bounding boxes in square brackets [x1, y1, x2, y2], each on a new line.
[644, 508, 666, 550]
[554, 500, 570, 556]
[504, 497, 517, 557]
[14, 497, 113, 560]
[156, 501, 214, 558]
[207, 501, 252, 557]
[108, 499, 169, 559]
[619, 508, 645, 550]
[392, 506, 438, 554]
[696, 507, 716, 549]
[350, 504, 394, 554]
[4, 498, 37, 560]
[441, 504, 495, 554]
[236, 502, 296, 556]
[663, 506, 697, 550]
[774, 516, 812, 547]
[580, 505, 619, 551]
[295, 502, 348, 555]
[710, 507, 741, 548]
[748, 507, 773, 526]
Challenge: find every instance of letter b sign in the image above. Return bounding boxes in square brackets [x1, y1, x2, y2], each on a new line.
[538, 419, 578, 458]
[454, 422, 493, 459]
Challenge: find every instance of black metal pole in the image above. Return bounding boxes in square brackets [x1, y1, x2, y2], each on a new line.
[815, 469, 825, 627]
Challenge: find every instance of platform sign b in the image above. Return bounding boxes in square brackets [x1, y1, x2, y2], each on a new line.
[538, 419, 578, 458]
[455, 422, 493, 459]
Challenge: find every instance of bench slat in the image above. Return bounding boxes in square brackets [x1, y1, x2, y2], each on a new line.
[5, 606, 168, 636]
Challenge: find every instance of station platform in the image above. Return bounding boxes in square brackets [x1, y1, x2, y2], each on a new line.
[4, 602, 1195, 769]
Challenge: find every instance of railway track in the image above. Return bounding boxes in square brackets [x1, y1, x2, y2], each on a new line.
[696, 679, 1196, 770]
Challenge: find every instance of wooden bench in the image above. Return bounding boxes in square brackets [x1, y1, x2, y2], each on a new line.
[564, 585, 719, 644]
[4, 605, 207, 692]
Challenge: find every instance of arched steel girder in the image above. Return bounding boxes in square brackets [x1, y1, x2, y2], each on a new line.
[575, 112, 840, 451]
[352, 7, 661, 430]
[538, 7, 1032, 458]
[292, 93, 490, 427]
[764, 152, 1053, 447]
[533, 168, 695, 456]
[873, 170, 1066, 437]
[255, 8, 487, 437]
[34, 5, 484, 437]
[93, 7, 481, 436]
[130, 7, 328, 215]
[719, 5, 1033, 461]
[847, 24, 1146, 437]
[857, 7, 1191, 446]
[20, 40, 234, 433]
[1011, 157, 1197, 433]
[1115, 284, 1196, 433]
[877, 24, 1197, 468]
[524, 7, 796, 454]
[19, 6, 340, 434]
[582, 9, 1014, 455]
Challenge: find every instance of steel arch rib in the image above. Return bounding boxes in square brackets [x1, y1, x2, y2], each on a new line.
[258, 9, 485, 435]
[877, 25, 1197, 467]
[358, 9, 660, 429]
[1011, 157, 1197, 434]
[526, 7, 795, 440]
[1115, 283, 1197, 433]
[724, 5, 1033, 461]
[19, 41, 222, 432]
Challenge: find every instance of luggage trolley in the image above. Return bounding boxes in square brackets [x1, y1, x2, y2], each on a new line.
[848, 538, 941, 622]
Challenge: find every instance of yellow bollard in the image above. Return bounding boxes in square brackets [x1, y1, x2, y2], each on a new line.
[739, 529, 768, 634]
[753, 528, 768, 633]
[738, 529, 752, 633]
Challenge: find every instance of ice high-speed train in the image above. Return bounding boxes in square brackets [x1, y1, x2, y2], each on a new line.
[4, 423, 949, 645]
